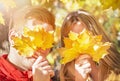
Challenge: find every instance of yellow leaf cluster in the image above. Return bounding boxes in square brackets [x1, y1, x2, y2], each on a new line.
[59, 29, 111, 64]
[11, 26, 54, 57]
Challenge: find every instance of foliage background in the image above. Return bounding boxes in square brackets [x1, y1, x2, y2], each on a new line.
[0, 0, 120, 64]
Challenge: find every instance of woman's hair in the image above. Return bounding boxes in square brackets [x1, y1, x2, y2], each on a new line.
[60, 9, 120, 81]
[60, 61, 75, 81]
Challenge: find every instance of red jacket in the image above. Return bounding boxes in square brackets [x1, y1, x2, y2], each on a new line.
[0, 55, 32, 81]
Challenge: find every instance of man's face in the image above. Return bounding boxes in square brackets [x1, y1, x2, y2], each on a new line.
[9, 18, 54, 70]
[25, 18, 54, 57]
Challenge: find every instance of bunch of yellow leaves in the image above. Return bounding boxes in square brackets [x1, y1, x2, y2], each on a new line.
[59, 29, 111, 64]
[11, 26, 54, 57]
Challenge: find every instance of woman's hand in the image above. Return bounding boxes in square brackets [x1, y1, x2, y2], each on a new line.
[32, 56, 54, 81]
[75, 54, 93, 81]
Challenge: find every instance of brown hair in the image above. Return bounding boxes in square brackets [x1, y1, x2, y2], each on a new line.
[60, 61, 75, 81]
[60, 9, 120, 81]
[9, 6, 55, 31]
[25, 6, 55, 29]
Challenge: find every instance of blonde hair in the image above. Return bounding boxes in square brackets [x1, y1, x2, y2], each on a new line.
[61, 9, 120, 81]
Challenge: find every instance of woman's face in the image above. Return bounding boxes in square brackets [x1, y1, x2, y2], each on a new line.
[70, 21, 92, 79]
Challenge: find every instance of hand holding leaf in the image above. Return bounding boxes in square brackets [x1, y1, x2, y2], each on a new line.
[59, 29, 111, 64]
[11, 26, 54, 57]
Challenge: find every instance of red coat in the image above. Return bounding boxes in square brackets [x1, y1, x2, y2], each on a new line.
[0, 55, 32, 81]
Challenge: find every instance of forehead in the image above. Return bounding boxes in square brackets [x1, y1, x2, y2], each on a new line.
[70, 21, 87, 33]
[25, 18, 54, 31]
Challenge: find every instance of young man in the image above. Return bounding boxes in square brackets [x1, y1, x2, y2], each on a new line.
[0, 6, 55, 81]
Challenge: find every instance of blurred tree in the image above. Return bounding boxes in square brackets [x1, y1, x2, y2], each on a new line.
[100, 0, 120, 10]
[0, 0, 31, 54]
[0, 0, 16, 53]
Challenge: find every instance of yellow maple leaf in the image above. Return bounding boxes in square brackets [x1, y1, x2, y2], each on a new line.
[11, 36, 34, 57]
[59, 29, 111, 64]
[11, 26, 54, 57]
[59, 48, 80, 64]
[64, 38, 73, 48]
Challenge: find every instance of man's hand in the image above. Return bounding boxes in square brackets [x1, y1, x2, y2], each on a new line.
[32, 56, 54, 81]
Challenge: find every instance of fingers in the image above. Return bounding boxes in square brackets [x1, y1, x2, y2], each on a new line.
[38, 64, 54, 77]
[84, 67, 91, 74]
[75, 54, 94, 68]
[32, 56, 54, 77]
[33, 57, 50, 70]
[75, 54, 92, 64]
[33, 56, 44, 66]
[40, 60, 49, 66]
[75, 62, 91, 79]
[75, 62, 91, 71]
[48, 70, 55, 77]
[32, 56, 45, 74]
[75, 55, 93, 79]
[39, 64, 54, 77]
[80, 62, 91, 69]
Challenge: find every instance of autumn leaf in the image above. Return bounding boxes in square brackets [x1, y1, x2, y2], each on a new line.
[11, 36, 34, 57]
[64, 38, 73, 48]
[59, 29, 111, 64]
[11, 26, 54, 57]
[59, 48, 80, 64]
[0, 12, 5, 25]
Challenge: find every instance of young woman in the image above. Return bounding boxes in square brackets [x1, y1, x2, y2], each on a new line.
[60, 9, 120, 81]
[60, 9, 98, 81]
